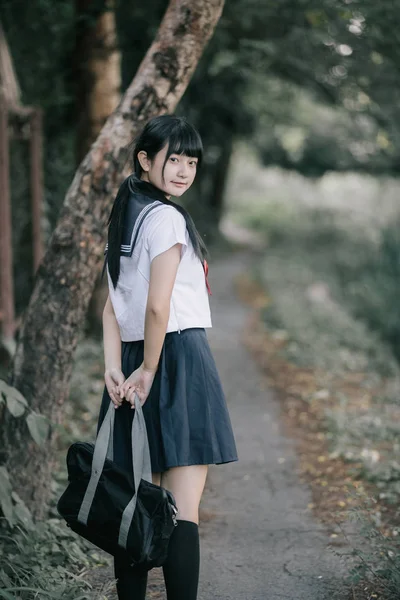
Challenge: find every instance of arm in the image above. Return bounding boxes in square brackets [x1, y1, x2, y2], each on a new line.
[103, 294, 122, 371]
[103, 294, 125, 406]
[143, 243, 182, 372]
[120, 243, 182, 405]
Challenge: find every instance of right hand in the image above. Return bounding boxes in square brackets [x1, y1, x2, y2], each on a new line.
[119, 362, 156, 407]
[105, 367, 126, 408]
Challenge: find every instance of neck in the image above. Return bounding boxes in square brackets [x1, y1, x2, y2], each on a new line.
[139, 173, 171, 200]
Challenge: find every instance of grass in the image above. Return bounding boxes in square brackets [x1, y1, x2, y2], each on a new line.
[242, 205, 400, 500]
[0, 338, 112, 600]
[226, 155, 400, 597]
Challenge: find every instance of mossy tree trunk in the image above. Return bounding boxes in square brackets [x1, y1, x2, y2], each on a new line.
[0, 0, 225, 519]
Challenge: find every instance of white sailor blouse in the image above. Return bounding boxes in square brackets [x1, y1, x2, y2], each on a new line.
[104, 176, 212, 342]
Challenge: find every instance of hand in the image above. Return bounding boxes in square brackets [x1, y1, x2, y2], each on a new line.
[119, 363, 156, 407]
[104, 367, 126, 408]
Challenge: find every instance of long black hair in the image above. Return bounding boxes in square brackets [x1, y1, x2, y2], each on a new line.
[106, 115, 208, 289]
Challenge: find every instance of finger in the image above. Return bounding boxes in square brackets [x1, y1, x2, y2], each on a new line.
[128, 389, 137, 408]
[121, 382, 131, 395]
[112, 387, 122, 403]
[109, 393, 121, 408]
[126, 385, 136, 399]
[113, 390, 122, 404]
[119, 383, 129, 398]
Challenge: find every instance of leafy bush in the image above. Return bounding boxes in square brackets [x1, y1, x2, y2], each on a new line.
[230, 164, 400, 598]
[335, 219, 400, 363]
[0, 380, 109, 599]
[0, 516, 109, 599]
[343, 498, 400, 600]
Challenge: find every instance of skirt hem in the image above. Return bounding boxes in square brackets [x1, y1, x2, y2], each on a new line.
[152, 456, 239, 472]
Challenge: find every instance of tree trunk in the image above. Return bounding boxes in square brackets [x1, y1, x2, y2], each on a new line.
[75, 0, 121, 163]
[208, 133, 234, 226]
[74, 0, 122, 336]
[185, 134, 234, 240]
[1, 0, 225, 519]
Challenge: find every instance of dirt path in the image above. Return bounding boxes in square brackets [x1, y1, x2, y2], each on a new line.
[93, 249, 350, 599]
[196, 250, 349, 600]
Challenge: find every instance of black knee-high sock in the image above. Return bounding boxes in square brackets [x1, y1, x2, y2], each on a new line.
[114, 556, 148, 600]
[162, 519, 200, 600]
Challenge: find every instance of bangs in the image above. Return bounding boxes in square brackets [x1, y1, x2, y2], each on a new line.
[166, 122, 203, 167]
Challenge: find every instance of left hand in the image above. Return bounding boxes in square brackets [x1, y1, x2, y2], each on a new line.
[119, 363, 157, 407]
[105, 367, 126, 408]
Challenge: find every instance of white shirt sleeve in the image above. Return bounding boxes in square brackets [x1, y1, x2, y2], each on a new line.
[145, 206, 188, 262]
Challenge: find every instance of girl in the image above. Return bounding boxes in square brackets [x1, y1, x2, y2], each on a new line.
[98, 114, 238, 600]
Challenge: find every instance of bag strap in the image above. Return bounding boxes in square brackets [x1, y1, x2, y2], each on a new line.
[118, 394, 152, 547]
[77, 402, 115, 526]
[77, 396, 152, 550]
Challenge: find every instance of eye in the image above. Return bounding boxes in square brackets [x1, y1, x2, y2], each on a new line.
[189, 160, 198, 167]
[169, 156, 178, 162]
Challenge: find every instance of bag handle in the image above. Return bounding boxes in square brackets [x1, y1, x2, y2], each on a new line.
[77, 396, 152, 550]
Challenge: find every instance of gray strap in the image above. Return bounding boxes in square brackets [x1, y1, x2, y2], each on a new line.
[118, 394, 152, 548]
[77, 395, 153, 550]
[108, 412, 114, 462]
[78, 402, 115, 525]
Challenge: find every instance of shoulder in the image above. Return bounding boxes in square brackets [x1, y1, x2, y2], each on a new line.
[144, 204, 186, 233]
[144, 204, 188, 259]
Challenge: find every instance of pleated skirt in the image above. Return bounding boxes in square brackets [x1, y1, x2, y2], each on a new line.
[97, 327, 238, 474]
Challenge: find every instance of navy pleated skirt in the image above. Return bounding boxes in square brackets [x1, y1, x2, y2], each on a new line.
[97, 328, 238, 474]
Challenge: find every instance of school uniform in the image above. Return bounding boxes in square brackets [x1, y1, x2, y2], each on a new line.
[97, 175, 238, 474]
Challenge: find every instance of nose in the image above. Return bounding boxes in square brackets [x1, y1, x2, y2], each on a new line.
[177, 161, 189, 179]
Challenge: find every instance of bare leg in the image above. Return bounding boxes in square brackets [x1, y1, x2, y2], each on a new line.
[152, 472, 161, 486]
[161, 465, 208, 524]
[161, 465, 208, 600]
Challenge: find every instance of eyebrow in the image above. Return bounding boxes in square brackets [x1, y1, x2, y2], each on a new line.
[171, 154, 199, 161]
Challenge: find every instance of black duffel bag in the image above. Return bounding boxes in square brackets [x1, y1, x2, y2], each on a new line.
[57, 395, 178, 570]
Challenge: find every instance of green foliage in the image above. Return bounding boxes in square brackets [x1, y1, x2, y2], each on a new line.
[0, 381, 48, 535]
[0, 374, 110, 599]
[230, 162, 400, 505]
[233, 164, 400, 596]
[0, 380, 50, 529]
[0, 380, 28, 417]
[25, 411, 50, 447]
[0, 515, 109, 599]
[343, 499, 400, 600]
[3, 0, 400, 309]
[1, 1, 76, 313]
[335, 220, 400, 363]
[0, 380, 50, 457]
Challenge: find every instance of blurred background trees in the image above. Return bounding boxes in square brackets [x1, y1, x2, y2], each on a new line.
[1, 0, 400, 340]
[1, 2, 400, 595]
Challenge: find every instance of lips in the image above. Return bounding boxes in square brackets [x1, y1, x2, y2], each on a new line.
[172, 182, 187, 187]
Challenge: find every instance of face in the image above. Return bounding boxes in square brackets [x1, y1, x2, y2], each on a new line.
[138, 144, 198, 198]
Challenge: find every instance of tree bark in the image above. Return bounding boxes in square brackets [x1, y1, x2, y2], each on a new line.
[75, 0, 121, 163]
[74, 0, 122, 336]
[208, 134, 234, 226]
[1, 0, 225, 519]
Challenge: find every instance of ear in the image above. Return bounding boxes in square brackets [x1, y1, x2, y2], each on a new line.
[137, 150, 150, 172]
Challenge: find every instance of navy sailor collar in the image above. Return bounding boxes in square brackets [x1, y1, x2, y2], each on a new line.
[105, 174, 168, 258]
